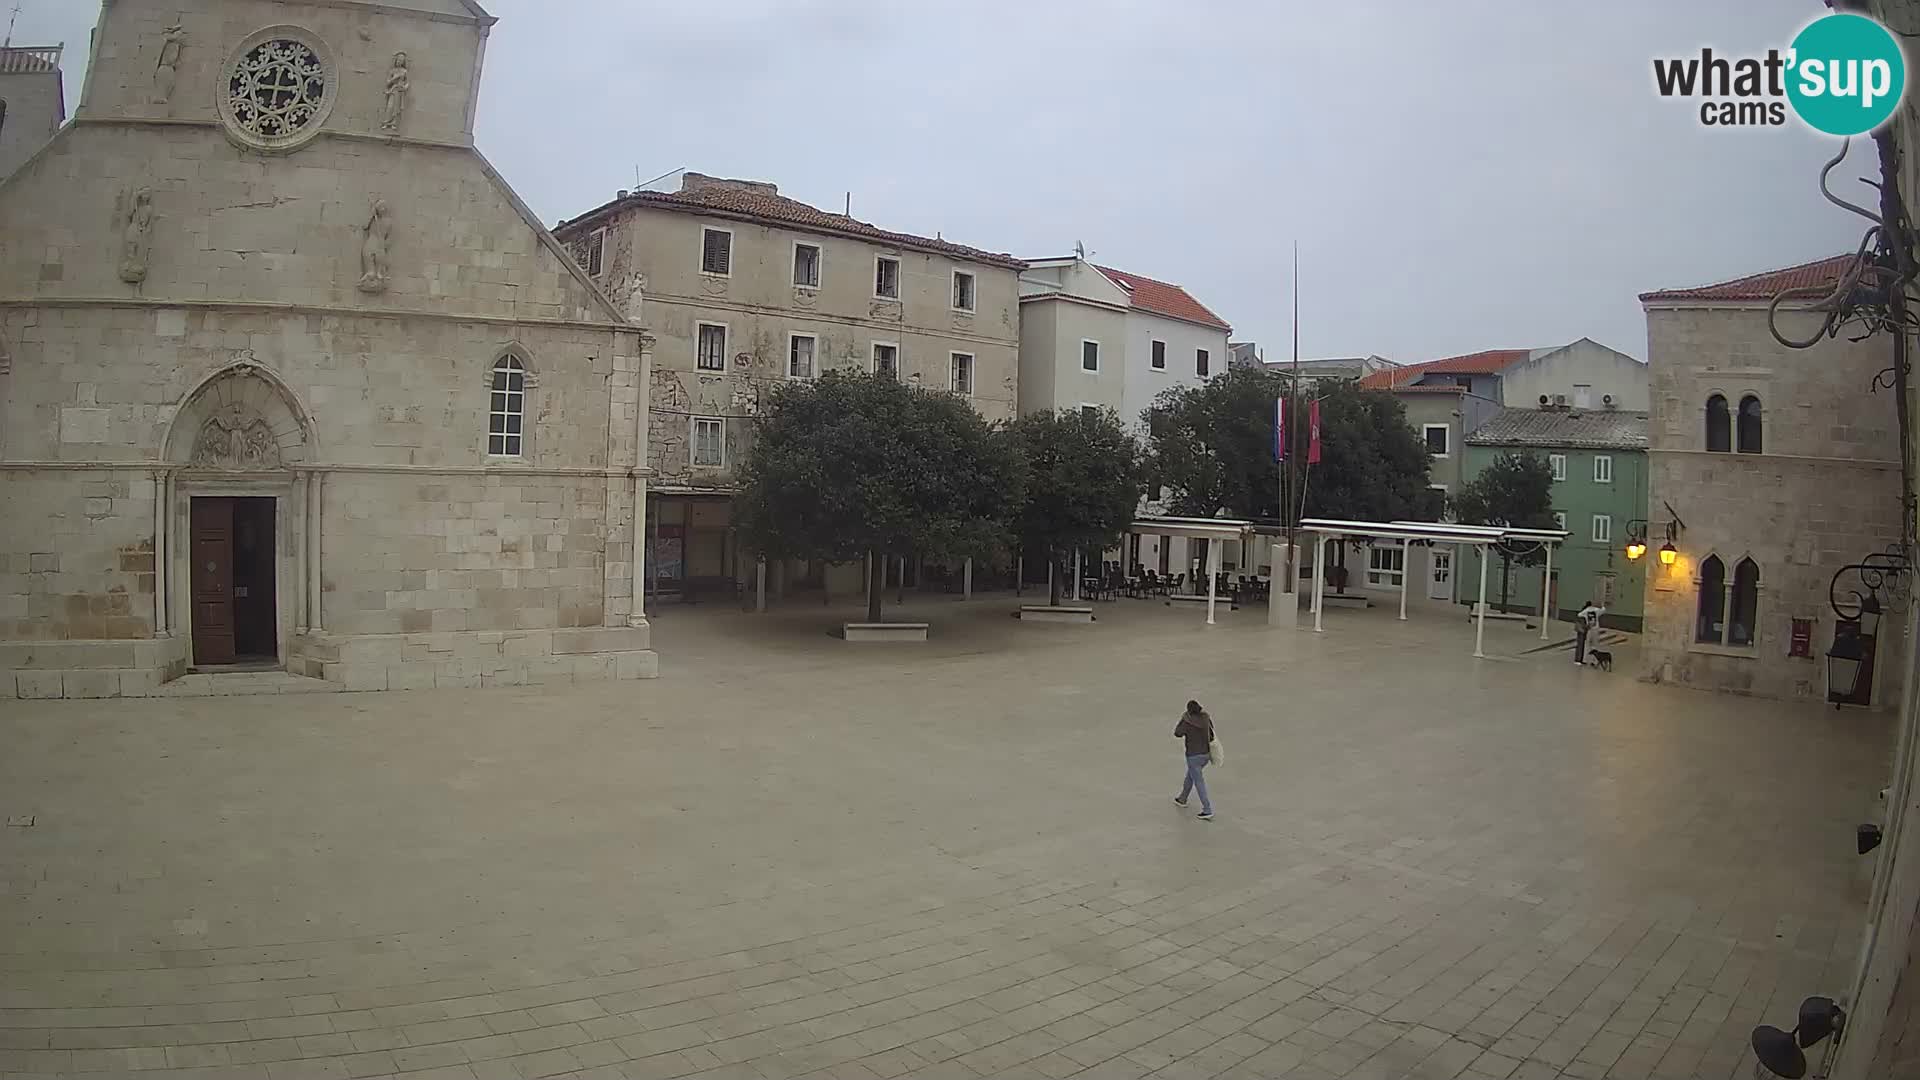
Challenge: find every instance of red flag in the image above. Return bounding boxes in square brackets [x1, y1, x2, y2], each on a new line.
[1307, 400, 1322, 464]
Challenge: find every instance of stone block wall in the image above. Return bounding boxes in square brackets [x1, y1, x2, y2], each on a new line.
[322, 471, 611, 636]
[0, 469, 158, 641]
[1643, 452, 1903, 702]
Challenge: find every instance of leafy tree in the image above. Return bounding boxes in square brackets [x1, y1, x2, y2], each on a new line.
[1450, 452, 1557, 612]
[735, 372, 1024, 623]
[1144, 369, 1434, 522]
[1007, 407, 1145, 605]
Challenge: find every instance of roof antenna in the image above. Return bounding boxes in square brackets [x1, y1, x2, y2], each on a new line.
[3, 5, 20, 47]
[844, 192, 851, 216]
[1074, 240, 1085, 261]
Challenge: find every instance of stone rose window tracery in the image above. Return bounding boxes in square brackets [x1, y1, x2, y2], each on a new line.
[217, 27, 337, 152]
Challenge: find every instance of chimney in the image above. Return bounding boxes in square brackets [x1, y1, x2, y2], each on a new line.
[681, 172, 778, 197]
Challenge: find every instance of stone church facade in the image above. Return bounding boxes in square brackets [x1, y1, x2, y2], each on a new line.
[0, 0, 658, 697]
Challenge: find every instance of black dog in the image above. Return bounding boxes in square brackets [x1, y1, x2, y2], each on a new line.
[1588, 649, 1613, 671]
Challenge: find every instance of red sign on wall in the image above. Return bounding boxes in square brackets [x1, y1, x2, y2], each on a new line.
[1789, 618, 1814, 659]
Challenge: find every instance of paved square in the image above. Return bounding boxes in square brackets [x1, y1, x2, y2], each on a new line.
[0, 597, 1893, 1080]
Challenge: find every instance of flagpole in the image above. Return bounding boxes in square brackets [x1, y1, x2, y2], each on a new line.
[1284, 242, 1301, 593]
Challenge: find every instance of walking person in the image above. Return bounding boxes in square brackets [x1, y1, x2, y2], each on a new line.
[1173, 700, 1217, 820]
[1574, 599, 1604, 665]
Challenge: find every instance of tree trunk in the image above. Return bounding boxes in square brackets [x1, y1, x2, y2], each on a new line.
[1498, 552, 1512, 614]
[1048, 547, 1062, 606]
[867, 549, 884, 623]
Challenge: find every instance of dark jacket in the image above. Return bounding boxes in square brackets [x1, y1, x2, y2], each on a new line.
[1175, 710, 1214, 756]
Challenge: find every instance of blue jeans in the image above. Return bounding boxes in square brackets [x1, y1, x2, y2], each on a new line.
[1179, 754, 1212, 813]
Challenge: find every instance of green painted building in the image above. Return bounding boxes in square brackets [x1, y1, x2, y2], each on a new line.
[1455, 408, 1650, 630]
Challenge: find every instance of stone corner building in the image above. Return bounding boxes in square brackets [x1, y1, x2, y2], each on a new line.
[0, 0, 658, 698]
[1639, 254, 1903, 706]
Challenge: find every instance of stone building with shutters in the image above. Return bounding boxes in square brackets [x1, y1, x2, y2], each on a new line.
[1638, 254, 1904, 706]
[0, 0, 658, 697]
[552, 173, 1023, 601]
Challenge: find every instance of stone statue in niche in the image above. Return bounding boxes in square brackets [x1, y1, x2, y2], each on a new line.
[190, 406, 282, 471]
[357, 199, 391, 293]
[152, 22, 186, 106]
[380, 52, 410, 132]
[117, 187, 155, 285]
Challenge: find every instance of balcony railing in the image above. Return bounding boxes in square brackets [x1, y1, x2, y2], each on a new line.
[0, 46, 63, 75]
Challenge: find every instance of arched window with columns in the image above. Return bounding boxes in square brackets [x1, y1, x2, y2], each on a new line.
[1705, 394, 1731, 453]
[1737, 395, 1762, 454]
[1696, 555, 1726, 643]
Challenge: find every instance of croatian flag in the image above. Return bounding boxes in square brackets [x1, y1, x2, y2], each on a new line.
[1307, 400, 1323, 464]
[1273, 398, 1286, 462]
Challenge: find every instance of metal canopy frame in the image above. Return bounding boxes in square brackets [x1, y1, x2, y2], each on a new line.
[1300, 518, 1569, 658]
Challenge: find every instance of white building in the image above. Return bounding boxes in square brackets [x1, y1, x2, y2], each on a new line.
[1017, 253, 1235, 586]
[1017, 254, 1231, 428]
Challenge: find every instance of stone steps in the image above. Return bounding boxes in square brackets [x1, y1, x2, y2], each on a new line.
[151, 671, 339, 697]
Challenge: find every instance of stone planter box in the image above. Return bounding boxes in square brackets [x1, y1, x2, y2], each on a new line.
[1018, 606, 1095, 624]
[843, 622, 929, 642]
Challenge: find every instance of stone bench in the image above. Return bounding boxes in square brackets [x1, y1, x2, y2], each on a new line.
[1017, 606, 1095, 624]
[842, 622, 929, 642]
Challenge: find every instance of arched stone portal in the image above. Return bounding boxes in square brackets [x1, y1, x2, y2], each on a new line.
[159, 362, 318, 670]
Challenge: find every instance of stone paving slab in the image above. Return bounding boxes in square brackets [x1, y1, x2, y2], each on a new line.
[0, 596, 1892, 1079]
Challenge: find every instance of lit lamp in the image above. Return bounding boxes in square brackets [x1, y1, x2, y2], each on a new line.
[1658, 542, 1677, 566]
[1625, 540, 1647, 561]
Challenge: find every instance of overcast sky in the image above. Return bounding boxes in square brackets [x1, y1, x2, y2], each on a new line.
[15, 1, 1876, 363]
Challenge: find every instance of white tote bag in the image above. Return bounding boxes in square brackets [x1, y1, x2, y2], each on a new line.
[1208, 731, 1224, 767]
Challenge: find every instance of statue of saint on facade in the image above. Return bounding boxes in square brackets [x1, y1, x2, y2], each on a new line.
[380, 52, 410, 132]
[153, 23, 186, 105]
[118, 188, 155, 285]
[357, 199, 392, 293]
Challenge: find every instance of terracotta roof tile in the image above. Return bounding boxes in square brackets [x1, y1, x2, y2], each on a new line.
[560, 182, 1024, 270]
[1093, 265, 1232, 331]
[1358, 349, 1530, 390]
[1638, 253, 1858, 303]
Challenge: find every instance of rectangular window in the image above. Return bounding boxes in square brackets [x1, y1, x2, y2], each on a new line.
[872, 342, 898, 380]
[1573, 384, 1592, 409]
[573, 229, 605, 277]
[952, 270, 975, 312]
[1591, 514, 1612, 544]
[1366, 545, 1405, 587]
[1080, 404, 1100, 420]
[1554, 511, 1568, 531]
[1196, 348, 1210, 377]
[874, 256, 901, 299]
[696, 322, 727, 372]
[1593, 455, 1613, 483]
[691, 417, 725, 468]
[700, 228, 732, 276]
[1082, 340, 1100, 372]
[788, 333, 816, 379]
[792, 242, 821, 289]
[1423, 424, 1450, 456]
[1151, 340, 1166, 370]
[950, 352, 974, 395]
[1549, 453, 1567, 481]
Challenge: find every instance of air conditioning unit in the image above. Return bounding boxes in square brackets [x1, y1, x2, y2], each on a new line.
[1538, 394, 1550, 406]
[1552, 394, 1568, 407]
[1602, 393, 1616, 408]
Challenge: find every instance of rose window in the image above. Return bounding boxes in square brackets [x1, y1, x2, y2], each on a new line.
[227, 39, 326, 141]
